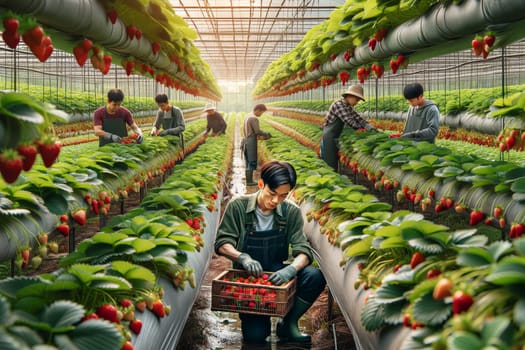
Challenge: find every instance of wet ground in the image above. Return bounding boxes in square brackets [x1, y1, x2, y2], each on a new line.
[176, 121, 356, 350]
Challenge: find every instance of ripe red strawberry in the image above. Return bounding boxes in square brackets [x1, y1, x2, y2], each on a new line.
[2, 29, 20, 49]
[121, 341, 134, 350]
[96, 304, 120, 323]
[22, 26, 44, 48]
[426, 268, 441, 279]
[119, 299, 133, 308]
[80, 38, 93, 51]
[471, 36, 483, 56]
[124, 60, 134, 76]
[410, 252, 425, 269]
[91, 199, 99, 215]
[59, 214, 68, 223]
[73, 46, 89, 67]
[374, 28, 387, 41]
[129, 319, 142, 334]
[37, 140, 61, 168]
[0, 150, 23, 183]
[57, 223, 70, 236]
[107, 9, 118, 24]
[484, 34, 495, 48]
[368, 37, 377, 51]
[151, 42, 161, 55]
[432, 278, 453, 300]
[402, 313, 411, 327]
[452, 290, 473, 314]
[72, 209, 87, 226]
[151, 300, 165, 318]
[469, 210, 485, 226]
[510, 223, 525, 238]
[3, 17, 19, 33]
[126, 24, 137, 39]
[81, 312, 99, 321]
[17, 144, 38, 171]
[390, 59, 399, 74]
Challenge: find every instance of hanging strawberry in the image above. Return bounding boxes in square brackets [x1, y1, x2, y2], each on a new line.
[389, 57, 399, 74]
[471, 35, 484, 56]
[106, 9, 118, 24]
[371, 63, 384, 78]
[151, 42, 161, 55]
[2, 17, 20, 49]
[338, 71, 350, 85]
[0, 149, 23, 183]
[343, 49, 353, 62]
[368, 37, 377, 51]
[16, 143, 38, 171]
[374, 28, 387, 42]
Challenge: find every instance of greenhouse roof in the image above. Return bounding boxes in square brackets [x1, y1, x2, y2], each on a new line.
[171, 1, 345, 84]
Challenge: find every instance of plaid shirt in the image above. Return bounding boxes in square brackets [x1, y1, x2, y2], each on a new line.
[323, 98, 370, 130]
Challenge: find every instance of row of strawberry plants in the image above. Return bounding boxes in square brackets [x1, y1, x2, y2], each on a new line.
[266, 84, 525, 118]
[0, 116, 208, 269]
[0, 115, 234, 350]
[257, 119, 525, 349]
[264, 113, 525, 232]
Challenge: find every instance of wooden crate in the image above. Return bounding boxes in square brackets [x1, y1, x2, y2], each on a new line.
[211, 269, 296, 317]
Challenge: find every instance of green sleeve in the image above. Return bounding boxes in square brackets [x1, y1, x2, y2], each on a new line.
[214, 198, 247, 253]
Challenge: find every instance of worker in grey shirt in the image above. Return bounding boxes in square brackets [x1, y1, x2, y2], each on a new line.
[401, 83, 440, 143]
[150, 93, 185, 137]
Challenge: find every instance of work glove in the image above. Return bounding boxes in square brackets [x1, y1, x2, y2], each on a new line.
[237, 253, 263, 277]
[268, 265, 297, 285]
[104, 133, 122, 143]
[150, 127, 157, 136]
[136, 134, 143, 144]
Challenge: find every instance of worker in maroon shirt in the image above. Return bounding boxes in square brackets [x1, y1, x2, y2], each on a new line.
[93, 88, 143, 146]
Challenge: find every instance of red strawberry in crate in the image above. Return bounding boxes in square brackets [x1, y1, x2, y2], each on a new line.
[0, 150, 23, 183]
[17, 144, 38, 171]
[37, 139, 61, 167]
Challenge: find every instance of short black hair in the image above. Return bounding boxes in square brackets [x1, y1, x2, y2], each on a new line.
[260, 160, 297, 190]
[155, 93, 169, 103]
[107, 89, 124, 102]
[253, 104, 267, 112]
[403, 83, 424, 99]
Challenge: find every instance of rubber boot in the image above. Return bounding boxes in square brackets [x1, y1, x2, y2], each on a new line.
[276, 297, 312, 343]
[245, 169, 257, 186]
[241, 314, 271, 344]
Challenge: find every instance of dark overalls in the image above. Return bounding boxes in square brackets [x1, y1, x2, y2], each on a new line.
[321, 117, 344, 171]
[236, 207, 326, 343]
[99, 110, 128, 147]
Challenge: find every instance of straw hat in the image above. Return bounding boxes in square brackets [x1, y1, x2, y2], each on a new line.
[341, 85, 365, 101]
[204, 104, 215, 111]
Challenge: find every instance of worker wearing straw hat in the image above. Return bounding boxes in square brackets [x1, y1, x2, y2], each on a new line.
[321, 84, 374, 171]
[203, 104, 227, 136]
